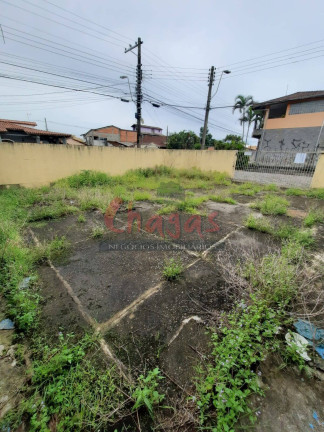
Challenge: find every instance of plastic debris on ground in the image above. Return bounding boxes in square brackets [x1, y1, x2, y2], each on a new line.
[294, 320, 324, 360]
[285, 331, 311, 361]
[18, 276, 35, 290]
[0, 319, 15, 330]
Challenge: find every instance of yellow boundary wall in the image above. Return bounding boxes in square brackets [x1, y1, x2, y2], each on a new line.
[311, 153, 324, 189]
[0, 143, 237, 188]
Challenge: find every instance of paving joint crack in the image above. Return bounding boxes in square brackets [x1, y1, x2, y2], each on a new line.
[28, 227, 132, 383]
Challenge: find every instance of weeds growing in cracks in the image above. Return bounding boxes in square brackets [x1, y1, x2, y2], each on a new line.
[194, 241, 308, 431]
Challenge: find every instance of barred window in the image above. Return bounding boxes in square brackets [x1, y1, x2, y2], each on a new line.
[289, 99, 324, 115]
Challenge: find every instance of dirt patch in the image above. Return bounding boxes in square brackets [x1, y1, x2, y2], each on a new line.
[287, 208, 308, 219]
[239, 356, 324, 432]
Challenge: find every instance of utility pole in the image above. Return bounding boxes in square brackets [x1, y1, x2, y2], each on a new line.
[201, 66, 215, 150]
[125, 37, 143, 148]
[44, 117, 48, 131]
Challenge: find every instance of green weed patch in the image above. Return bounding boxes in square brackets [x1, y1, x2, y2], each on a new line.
[251, 194, 290, 215]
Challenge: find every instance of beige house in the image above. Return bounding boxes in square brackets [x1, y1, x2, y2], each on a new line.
[253, 91, 324, 152]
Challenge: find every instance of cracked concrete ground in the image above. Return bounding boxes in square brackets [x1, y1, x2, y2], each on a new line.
[28, 196, 324, 431]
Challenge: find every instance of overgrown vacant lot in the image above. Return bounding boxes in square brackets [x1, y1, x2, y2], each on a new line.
[0, 167, 324, 432]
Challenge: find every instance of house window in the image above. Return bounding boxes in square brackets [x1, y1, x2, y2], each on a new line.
[268, 103, 287, 119]
[289, 99, 324, 115]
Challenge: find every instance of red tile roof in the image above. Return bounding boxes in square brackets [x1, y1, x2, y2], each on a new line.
[0, 119, 71, 137]
[0, 119, 37, 126]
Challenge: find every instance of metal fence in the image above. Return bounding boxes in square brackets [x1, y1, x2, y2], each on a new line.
[234, 151, 319, 188]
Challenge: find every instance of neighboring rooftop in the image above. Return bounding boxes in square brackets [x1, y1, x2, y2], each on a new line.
[253, 91, 324, 109]
[131, 124, 162, 131]
[0, 119, 71, 137]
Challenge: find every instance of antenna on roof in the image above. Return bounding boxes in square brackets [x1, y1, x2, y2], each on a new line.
[285, 84, 289, 95]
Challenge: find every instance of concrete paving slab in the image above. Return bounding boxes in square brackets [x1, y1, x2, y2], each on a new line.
[53, 232, 196, 323]
[38, 265, 90, 337]
[30, 211, 109, 245]
[103, 259, 230, 386]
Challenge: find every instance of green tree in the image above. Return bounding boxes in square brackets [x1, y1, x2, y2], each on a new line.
[199, 127, 213, 148]
[245, 107, 263, 144]
[233, 95, 254, 140]
[214, 134, 245, 150]
[167, 130, 199, 150]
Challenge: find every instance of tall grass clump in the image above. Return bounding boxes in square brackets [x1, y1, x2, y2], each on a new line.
[303, 209, 324, 227]
[65, 170, 115, 188]
[230, 182, 261, 196]
[285, 187, 324, 200]
[252, 194, 290, 215]
[245, 214, 314, 247]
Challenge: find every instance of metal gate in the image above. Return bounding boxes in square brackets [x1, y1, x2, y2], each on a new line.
[234, 151, 319, 188]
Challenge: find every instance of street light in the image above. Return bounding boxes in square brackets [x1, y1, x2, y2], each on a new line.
[211, 69, 231, 99]
[120, 75, 134, 102]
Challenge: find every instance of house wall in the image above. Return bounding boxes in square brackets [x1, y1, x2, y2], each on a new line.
[258, 100, 324, 152]
[259, 127, 324, 152]
[264, 103, 324, 130]
[84, 127, 137, 146]
[0, 143, 237, 187]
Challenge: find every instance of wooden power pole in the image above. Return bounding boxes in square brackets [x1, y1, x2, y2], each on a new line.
[201, 66, 215, 149]
[125, 37, 143, 148]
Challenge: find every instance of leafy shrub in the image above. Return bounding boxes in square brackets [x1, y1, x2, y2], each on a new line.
[1, 336, 130, 432]
[132, 368, 165, 418]
[195, 298, 282, 431]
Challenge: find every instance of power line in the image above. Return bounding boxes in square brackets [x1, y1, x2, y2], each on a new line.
[1, 28, 135, 76]
[0, 16, 134, 70]
[43, 0, 133, 43]
[0, 0, 128, 48]
[0, 60, 130, 94]
[0, 73, 130, 100]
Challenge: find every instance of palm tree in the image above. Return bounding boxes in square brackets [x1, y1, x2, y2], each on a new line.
[233, 95, 254, 140]
[245, 107, 264, 144]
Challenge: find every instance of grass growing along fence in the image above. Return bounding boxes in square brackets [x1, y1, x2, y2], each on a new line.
[286, 187, 324, 200]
